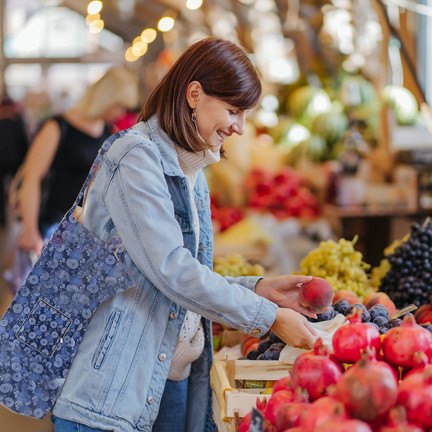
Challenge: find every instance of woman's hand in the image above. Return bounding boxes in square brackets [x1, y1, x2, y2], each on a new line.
[270, 308, 317, 350]
[255, 275, 317, 319]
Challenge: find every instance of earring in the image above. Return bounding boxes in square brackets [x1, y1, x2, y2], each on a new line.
[191, 109, 197, 123]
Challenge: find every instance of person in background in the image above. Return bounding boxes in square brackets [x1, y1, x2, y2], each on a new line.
[17, 67, 139, 256]
[50, 38, 317, 432]
[0, 95, 29, 293]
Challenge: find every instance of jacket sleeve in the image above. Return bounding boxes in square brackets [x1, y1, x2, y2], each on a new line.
[103, 139, 277, 337]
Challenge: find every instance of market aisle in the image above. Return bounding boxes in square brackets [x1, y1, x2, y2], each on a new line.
[0, 278, 54, 432]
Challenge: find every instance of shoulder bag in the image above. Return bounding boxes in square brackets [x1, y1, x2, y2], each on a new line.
[0, 136, 134, 419]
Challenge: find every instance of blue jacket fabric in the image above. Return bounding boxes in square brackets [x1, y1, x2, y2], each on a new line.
[52, 115, 278, 431]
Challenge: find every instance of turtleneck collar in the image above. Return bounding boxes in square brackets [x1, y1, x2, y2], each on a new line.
[175, 146, 221, 176]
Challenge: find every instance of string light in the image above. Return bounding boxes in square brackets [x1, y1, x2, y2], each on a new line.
[158, 16, 175, 32]
[87, 1, 102, 15]
[186, 0, 203, 10]
[141, 28, 157, 43]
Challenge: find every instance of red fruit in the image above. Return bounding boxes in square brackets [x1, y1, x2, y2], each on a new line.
[264, 389, 296, 425]
[335, 351, 398, 422]
[291, 338, 343, 401]
[397, 365, 432, 429]
[402, 351, 430, 379]
[301, 396, 347, 432]
[382, 313, 432, 368]
[272, 376, 293, 394]
[275, 388, 309, 431]
[332, 309, 381, 364]
[377, 405, 425, 432]
[416, 309, 432, 325]
[333, 290, 360, 305]
[414, 300, 432, 324]
[299, 277, 334, 313]
[239, 411, 251, 432]
[316, 419, 373, 432]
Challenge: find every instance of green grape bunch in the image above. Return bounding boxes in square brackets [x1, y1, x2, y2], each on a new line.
[213, 253, 265, 277]
[294, 236, 371, 298]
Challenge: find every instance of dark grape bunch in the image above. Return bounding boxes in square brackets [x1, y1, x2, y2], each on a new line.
[379, 221, 432, 308]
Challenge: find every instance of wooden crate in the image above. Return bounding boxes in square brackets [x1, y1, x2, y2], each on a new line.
[210, 359, 292, 431]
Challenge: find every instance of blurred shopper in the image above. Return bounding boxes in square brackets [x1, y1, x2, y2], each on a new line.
[17, 67, 138, 256]
[49, 38, 317, 432]
[0, 94, 29, 227]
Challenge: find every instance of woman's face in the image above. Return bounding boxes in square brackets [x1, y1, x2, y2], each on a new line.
[193, 92, 247, 152]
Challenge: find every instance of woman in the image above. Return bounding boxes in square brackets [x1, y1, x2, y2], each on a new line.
[51, 38, 317, 432]
[17, 67, 138, 255]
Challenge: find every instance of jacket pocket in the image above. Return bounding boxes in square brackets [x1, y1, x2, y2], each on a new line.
[92, 309, 123, 370]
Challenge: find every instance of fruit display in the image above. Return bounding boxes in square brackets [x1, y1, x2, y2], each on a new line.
[243, 167, 321, 219]
[239, 313, 432, 432]
[379, 221, 432, 308]
[370, 234, 410, 290]
[213, 252, 265, 278]
[294, 236, 372, 298]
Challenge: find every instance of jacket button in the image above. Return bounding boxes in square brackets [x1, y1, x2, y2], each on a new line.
[252, 328, 262, 336]
[147, 396, 154, 404]
[169, 312, 177, 320]
[158, 353, 167, 361]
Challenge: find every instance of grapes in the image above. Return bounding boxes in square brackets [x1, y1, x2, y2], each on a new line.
[213, 253, 265, 277]
[269, 332, 283, 344]
[367, 322, 380, 331]
[368, 304, 389, 321]
[379, 221, 432, 308]
[294, 236, 371, 298]
[333, 299, 350, 315]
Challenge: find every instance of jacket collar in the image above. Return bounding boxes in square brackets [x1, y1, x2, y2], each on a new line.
[143, 114, 184, 177]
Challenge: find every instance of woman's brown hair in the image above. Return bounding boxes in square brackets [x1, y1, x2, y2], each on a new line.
[140, 37, 262, 152]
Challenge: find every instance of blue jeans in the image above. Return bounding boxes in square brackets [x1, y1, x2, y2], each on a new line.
[51, 415, 112, 431]
[51, 378, 188, 432]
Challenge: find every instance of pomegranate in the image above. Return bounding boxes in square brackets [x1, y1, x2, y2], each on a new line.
[316, 418, 373, 432]
[332, 309, 381, 364]
[271, 376, 293, 395]
[239, 396, 267, 432]
[264, 389, 296, 425]
[382, 313, 432, 368]
[402, 351, 430, 379]
[290, 338, 343, 401]
[397, 365, 432, 429]
[377, 405, 425, 432]
[300, 396, 347, 432]
[274, 387, 309, 431]
[335, 351, 398, 422]
[299, 277, 334, 313]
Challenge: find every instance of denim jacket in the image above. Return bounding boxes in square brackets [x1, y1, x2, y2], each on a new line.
[52, 115, 278, 431]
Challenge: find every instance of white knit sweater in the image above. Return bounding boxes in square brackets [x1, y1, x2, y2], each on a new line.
[168, 147, 220, 381]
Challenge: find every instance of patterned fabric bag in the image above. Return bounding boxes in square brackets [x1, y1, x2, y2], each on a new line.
[0, 138, 134, 419]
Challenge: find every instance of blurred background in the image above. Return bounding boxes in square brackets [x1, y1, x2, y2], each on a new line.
[0, 0, 432, 430]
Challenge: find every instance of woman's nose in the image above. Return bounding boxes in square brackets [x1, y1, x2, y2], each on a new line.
[232, 112, 246, 135]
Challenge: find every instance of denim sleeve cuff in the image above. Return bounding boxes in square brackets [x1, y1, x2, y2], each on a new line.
[224, 276, 263, 292]
[244, 297, 278, 338]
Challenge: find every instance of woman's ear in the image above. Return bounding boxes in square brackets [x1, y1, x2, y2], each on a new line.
[186, 81, 202, 109]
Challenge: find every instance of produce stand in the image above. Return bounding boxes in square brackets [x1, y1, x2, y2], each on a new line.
[210, 359, 292, 431]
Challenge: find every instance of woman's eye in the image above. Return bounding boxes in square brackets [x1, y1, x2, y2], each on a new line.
[229, 110, 238, 115]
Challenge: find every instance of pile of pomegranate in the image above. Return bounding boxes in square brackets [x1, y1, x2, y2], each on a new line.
[238, 312, 432, 432]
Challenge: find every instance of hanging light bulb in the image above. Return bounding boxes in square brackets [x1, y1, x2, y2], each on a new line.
[186, 0, 203, 10]
[158, 16, 175, 32]
[87, 1, 102, 15]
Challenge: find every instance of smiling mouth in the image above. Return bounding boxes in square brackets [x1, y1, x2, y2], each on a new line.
[217, 130, 230, 141]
